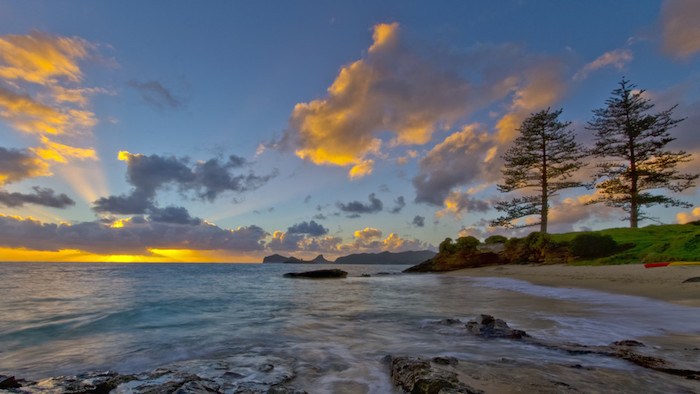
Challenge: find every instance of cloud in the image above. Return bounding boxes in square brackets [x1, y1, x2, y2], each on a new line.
[283, 22, 473, 178]
[413, 124, 494, 205]
[127, 80, 186, 110]
[436, 190, 490, 218]
[0, 31, 104, 182]
[148, 206, 201, 225]
[287, 220, 328, 236]
[0, 186, 74, 208]
[0, 147, 51, 185]
[343, 229, 433, 253]
[0, 31, 90, 85]
[94, 151, 275, 215]
[662, 0, 700, 58]
[677, 207, 700, 224]
[303, 194, 312, 204]
[0, 214, 267, 254]
[389, 195, 406, 213]
[573, 49, 633, 80]
[353, 227, 383, 240]
[412, 215, 425, 227]
[337, 193, 383, 215]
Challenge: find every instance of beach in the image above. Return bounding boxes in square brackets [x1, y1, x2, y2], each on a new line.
[447, 263, 700, 307]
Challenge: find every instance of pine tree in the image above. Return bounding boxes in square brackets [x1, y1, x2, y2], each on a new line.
[587, 78, 697, 228]
[492, 108, 586, 233]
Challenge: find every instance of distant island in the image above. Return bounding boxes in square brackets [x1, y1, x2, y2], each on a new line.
[262, 250, 436, 265]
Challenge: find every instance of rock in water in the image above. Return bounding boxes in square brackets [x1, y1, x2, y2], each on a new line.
[465, 314, 530, 339]
[283, 269, 348, 279]
[682, 277, 700, 283]
[386, 356, 483, 394]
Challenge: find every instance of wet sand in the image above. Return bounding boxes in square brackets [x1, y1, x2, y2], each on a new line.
[447, 263, 700, 308]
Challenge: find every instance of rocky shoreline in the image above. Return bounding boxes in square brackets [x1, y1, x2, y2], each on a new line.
[3, 315, 698, 393]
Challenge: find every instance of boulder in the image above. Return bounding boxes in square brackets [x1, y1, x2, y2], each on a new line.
[283, 269, 348, 279]
[465, 315, 530, 339]
[386, 356, 482, 394]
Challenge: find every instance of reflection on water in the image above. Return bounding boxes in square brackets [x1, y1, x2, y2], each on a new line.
[1, 263, 698, 391]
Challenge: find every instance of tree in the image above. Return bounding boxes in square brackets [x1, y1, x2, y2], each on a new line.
[587, 78, 697, 228]
[492, 108, 586, 233]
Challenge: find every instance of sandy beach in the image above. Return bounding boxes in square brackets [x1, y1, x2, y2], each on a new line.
[447, 263, 700, 308]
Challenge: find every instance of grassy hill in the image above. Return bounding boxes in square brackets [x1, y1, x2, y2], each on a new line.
[407, 222, 700, 272]
[551, 222, 700, 265]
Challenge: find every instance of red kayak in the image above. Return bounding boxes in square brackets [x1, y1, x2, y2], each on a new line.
[644, 262, 671, 268]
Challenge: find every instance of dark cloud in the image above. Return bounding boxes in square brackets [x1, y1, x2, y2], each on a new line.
[93, 191, 154, 215]
[303, 194, 312, 204]
[0, 147, 48, 185]
[287, 220, 328, 236]
[378, 184, 390, 192]
[148, 206, 201, 225]
[389, 196, 406, 214]
[337, 193, 383, 215]
[93, 152, 275, 215]
[412, 215, 425, 227]
[127, 80, 186, 110]
[412, 125, 495, 206]
[0, 186, 74, 208]
[313, 213, 327, 220]
[0, 215, 267, 254]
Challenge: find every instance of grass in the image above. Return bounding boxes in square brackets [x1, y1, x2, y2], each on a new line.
[550, 222, 700, 265]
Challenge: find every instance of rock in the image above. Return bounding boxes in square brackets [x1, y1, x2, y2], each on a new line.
[283, 269, 348, 279]
[26, 371, 132, 394]
[611, 340, 645, 347]
[360, 273, 371, 277]
[404, 252, 505, 273]
[0, 375, 21, 389]
[387, 356, 482, 394]
[465, 315, 530, 339]
[682, 277, 700, 283]
[431, 356, 458, 366]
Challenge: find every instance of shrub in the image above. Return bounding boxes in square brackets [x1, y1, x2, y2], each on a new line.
[439, 237, 456, 254]
[569, 233, 618, 258]
[484, 235, 508, 244]
[504, 232, 556, 263]
[455, 236, 480, 253]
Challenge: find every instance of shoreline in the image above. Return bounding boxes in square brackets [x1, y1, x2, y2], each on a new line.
[446, 263, 700, 308]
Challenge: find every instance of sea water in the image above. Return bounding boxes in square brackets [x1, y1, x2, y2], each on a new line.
[0, 263, 698, 392]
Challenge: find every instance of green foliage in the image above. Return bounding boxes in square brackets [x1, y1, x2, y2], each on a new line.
[492, 108, 586, 233]
[455, 236, 480, 253]
[439, 237, 455, 254]
[504, 232, 558, 263]
[484, 235, 508, 244]
[587, 78, 697, 228]
[551, 223, 700, 265]
[569, 233, 618, 258]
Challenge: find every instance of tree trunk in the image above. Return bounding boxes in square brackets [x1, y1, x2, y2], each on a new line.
[629, 135, 638, 229]
[540, 133, 548, 233]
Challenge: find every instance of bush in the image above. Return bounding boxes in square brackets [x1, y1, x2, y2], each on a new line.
[439, 237, 456, 254]
[569, 233, 618, 258]
[484, 235, 507, 244]
[504, 232, 556, 263]
[455, 236, 480, 253]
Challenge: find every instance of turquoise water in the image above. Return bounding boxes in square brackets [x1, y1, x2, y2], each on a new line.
[1, 263, 698, 392]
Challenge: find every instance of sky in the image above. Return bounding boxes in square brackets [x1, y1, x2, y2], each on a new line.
[0, 0, 699, 262]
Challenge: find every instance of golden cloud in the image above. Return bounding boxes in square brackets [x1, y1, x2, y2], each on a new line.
[287, 22, 472, 179]
[662, 0, 700, 58]
[677, 207, 700, 224]
[353, 227, 383, 240]
[0, 31, 103, 191]
[0, 32, 89, 85]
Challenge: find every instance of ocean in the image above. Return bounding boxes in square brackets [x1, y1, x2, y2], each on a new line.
[1, 263, 699, 392]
